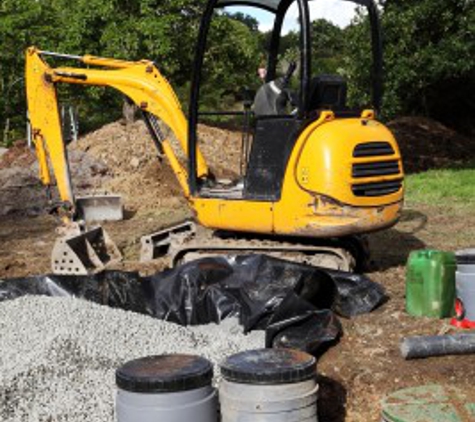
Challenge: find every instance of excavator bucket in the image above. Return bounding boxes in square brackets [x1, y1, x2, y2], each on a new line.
[75, 195, 123, 223]
[51, 226, 122, 275]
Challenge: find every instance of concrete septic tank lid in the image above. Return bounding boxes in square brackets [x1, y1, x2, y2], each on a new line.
[382, 385, 475, 422]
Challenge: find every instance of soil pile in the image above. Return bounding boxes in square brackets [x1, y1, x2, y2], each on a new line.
[197, 123, 243, 179]
[0, 141, 37, 171]
[71, 120, 182, 213]
[388, 116, 475, 173]
[71, 120, 242, 212]
[0, 119, 242, 223]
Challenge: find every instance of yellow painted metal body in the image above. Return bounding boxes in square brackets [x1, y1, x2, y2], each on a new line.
[26, 47, 404, 239]
[192, 111, 404, 237]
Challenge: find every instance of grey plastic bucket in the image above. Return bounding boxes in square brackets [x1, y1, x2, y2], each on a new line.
[455, 249, 475, 322]
[219, 348, 318, 422]
[116, 385, 217, 422]
[220, 379, 318, 422]
[115, 354, 217, 422]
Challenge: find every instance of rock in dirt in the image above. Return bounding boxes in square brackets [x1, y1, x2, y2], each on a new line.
[0, 295, 264, 422]
[0, 143, 110, 217]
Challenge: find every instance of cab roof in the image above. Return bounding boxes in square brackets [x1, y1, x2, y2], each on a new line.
[216, 0, 372, 13]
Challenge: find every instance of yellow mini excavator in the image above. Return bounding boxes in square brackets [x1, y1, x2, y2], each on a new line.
[26, 0, 404, 275]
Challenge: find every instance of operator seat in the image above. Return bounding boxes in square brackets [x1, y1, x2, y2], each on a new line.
[307, 74, 347, 112]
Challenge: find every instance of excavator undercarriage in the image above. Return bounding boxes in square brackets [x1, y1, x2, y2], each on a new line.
[140, 221, 369, 272]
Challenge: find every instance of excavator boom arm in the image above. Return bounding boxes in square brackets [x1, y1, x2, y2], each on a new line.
[26, 47, 209, 209]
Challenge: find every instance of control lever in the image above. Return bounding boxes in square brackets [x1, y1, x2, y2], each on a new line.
[282, 61, 297, 88]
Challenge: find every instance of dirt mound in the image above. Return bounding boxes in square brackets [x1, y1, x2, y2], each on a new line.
[0, 141, 36, 170]
[388, 116, 475, 173]
[71, 120, 183, 212]
[72, 121, 157, 178]
[71, 120, 243, 212]
[197, 124, 242, 178]
[0, 120, 243, 218]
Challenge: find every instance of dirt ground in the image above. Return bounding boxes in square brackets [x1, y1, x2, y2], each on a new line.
[1, 118, 474, 421]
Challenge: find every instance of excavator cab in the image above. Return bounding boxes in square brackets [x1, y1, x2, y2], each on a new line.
[189, 0, 384, 201]
[183, 0, 403, 240]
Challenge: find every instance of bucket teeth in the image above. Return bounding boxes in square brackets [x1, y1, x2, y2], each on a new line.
[51, 226, 122, 275]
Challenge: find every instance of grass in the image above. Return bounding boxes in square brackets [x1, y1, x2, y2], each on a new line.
[405, 162, 475, 207]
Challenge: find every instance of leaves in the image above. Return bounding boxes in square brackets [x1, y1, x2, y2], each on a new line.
[0, 0, 473, 145]
[0, 0, 261, 142]
[346, 0, 475, 127]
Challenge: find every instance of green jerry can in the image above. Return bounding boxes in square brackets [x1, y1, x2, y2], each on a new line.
[406, 250, 456, 318]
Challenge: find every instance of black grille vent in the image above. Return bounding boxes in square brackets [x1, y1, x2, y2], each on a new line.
[352, 179, 403, 197]
[352, 161, 400, 178]
[353, 142, 394, 157]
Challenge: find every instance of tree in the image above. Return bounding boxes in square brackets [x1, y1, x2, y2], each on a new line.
[311, 19, 345, 75]
[200, 13, 261, 111]
[0, 0, 63, 144]
[225, 11, 259, 32]
[0, 0, 262, 144]
[345, 0, 475, 132]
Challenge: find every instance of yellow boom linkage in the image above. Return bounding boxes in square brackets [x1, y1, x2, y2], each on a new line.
[26, 47, 209, 211]
[26, 47, 212, 274]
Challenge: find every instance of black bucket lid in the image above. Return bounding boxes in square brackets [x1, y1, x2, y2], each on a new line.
[456, 249, 475, 265]
[116, 354, 213, 393]
[220, 348, 316, 385]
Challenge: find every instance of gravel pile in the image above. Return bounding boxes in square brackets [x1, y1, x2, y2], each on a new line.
[0, 296, 264, 422]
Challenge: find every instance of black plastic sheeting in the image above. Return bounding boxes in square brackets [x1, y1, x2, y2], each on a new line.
[0, 255, 386, 355]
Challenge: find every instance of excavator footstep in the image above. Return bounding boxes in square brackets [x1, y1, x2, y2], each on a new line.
[52, 226, 122, 275]
[140, 221, 196, 262]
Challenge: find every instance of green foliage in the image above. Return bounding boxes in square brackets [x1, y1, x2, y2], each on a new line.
[345, 0, 475, 128]
[0, 0, 259, 144]
[0, 0, 62, 145]
[1, 0, 473, 146]
[342, 11, 373, 110]
[200, 12, 261, 111]
[274, 21, 346, 92]
[225, 11, 259, 32]
[311, 19, 345, 75]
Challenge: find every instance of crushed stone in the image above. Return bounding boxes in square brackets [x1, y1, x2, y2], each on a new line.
[0, 295, 264, 422]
